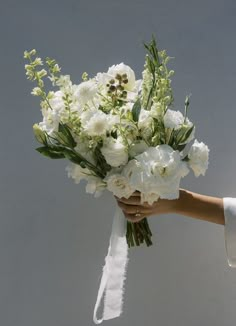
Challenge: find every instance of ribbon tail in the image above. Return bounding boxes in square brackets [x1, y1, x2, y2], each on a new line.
[93, 205, 129, 324]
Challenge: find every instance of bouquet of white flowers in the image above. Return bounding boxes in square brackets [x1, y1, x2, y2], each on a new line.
[24, 36, 209, 323]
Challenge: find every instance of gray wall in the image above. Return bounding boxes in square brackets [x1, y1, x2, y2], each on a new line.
[1, 0, 236, 325]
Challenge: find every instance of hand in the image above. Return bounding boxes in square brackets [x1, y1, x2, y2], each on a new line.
[115, 191, 177, 223]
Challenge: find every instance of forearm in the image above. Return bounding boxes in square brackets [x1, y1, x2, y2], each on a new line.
[173, 189, 225, 225]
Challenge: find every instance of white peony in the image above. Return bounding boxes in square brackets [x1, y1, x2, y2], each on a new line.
[101, 137, 128, 167]
[105, 173, 135, 199]
[188, 139, 209, 177]
[75, 80, 98, 106]
[164, 109, 184, 129]
[107, 63, 136, 91]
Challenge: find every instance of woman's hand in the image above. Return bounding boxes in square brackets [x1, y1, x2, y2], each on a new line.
[115, 191, 178, 223]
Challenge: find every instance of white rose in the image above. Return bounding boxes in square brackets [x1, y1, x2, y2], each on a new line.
[164, 109, 184, 129]
[107, 63, 136, 91]
[101, 137, 128, 167]
[75, 80, 98, 105]
[105, 173, 135, 199]
[188, 139, 209, 177]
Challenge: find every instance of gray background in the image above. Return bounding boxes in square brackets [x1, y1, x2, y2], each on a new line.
[1, 0, 236, 325]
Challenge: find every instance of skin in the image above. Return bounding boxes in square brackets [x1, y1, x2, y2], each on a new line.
[115, 188, 225, 225]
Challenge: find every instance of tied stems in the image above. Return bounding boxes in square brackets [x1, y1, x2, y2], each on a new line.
[126, 217, 153, 248]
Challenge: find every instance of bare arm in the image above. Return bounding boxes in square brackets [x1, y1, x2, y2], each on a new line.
[173, 189, 225, 225]
[115, 189, 225, 225]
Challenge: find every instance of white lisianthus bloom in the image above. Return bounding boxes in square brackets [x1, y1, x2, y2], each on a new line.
[66, 163, 105, 198]
[85, 176, 106, 198]
[164, 109, 184, 129]
[101, 137, 128, 167]
[104, 173, 135, 199]
[188, 139, 209, 177]
[75, 80, 98, 106]
[107, 63, 136, 91]
[140, 192, 160, 206]
[83, 110, 110, 137]
[65, 163, 92, 184]
[124, 145, 189, 199]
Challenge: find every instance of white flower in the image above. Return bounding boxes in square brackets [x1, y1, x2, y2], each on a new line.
[105, 173, 135, 199]
[85, 176, 106, 198]
[66, 163, 92, 184]
[124, 145, 189, 199]
[188, 139, 209, 177]
[66, 163, 105, 197]
[150, 102, 164, 118]
[107, 63, 136, 91]
[75, 80, 98, 105]
[140, 192, 160, 206]
[83, 110, 110, 137]
[138, 109, 153, 129]
[128, 140, 149, 158]
[38, 91, 65, 135]
[101, 137, 128, 167]
[164, 109, 184, 129]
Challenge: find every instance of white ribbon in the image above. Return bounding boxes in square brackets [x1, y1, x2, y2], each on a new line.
[93, 205, 129, 324]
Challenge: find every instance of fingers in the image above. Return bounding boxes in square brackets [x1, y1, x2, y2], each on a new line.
[116, 201, 151, 215]
[124, 213, 145, 223]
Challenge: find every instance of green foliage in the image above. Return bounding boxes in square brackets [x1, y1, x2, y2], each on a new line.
[132, 98, 142, 122]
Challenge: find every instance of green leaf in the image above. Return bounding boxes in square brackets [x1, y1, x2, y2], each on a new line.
[176, 144, 187, 152]
[36, 146, 65, 159]
[58, 123, 76, 148]
[132, 98, 142, 122]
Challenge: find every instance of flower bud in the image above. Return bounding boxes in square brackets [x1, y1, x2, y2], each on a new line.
[33, 124, 47, 144]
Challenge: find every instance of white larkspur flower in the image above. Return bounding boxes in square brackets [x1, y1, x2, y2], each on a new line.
[107, 63, 136, 91]
[101, 137, 128, 167]
[164, 109, 184, 129]
[105, 173, 135, 199]
[39, 91, 65, 135]
[83, 110, 109, 137]
[188, 139, 209, 177]
[75, 80, 98, 105]
[150, 102, 164, 118]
